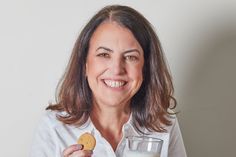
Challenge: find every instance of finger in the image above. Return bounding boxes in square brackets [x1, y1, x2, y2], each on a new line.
[71, 150, 93, 157]
[63, 144, 83, 157]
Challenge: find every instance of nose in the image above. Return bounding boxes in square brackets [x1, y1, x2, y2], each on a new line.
[110, 57, 126, 75]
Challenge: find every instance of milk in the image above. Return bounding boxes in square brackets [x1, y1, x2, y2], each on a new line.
[125, 150, 160, 157]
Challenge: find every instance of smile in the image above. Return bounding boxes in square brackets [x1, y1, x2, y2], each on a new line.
[103, 80, 127, 88]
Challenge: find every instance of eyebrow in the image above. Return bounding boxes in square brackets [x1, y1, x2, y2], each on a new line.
[123, 49, 141, 54]
[96, 46, 113, 52]
[96, 46, 141, 54]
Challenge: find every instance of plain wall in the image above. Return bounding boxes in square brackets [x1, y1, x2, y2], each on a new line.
[0, 0, 236, 157]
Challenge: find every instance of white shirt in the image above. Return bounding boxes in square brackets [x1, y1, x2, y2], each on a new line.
[30, 111, 187, 157]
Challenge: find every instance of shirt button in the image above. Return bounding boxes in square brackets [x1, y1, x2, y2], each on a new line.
[124, 125, 129, 130]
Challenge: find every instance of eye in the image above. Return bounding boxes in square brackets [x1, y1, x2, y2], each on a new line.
[125, 55, 138, 61]
[97, 53, 110, 58]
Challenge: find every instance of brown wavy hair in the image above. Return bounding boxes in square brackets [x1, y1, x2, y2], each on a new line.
[47, 5, 176, 133]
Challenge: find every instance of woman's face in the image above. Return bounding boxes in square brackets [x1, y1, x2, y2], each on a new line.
[86, 21, 144, 109]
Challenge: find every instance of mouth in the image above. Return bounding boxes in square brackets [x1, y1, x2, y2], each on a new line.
[103, 79, 127, 88]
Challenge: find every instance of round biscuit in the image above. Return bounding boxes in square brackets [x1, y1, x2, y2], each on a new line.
[77, 132, 96, 150]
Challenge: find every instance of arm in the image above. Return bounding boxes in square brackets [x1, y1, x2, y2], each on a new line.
[168, 117, 187, 157]
[29, 113, 58, 157]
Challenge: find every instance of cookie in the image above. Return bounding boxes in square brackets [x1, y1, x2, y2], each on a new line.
[77, 132, 96, 150]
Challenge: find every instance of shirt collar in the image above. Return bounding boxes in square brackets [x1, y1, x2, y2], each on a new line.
[81, 114, 142, 137]
[76, 113, 149, 140]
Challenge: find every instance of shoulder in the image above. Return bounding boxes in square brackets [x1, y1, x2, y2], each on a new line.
[37, 110, 66, 130]
[30, 110, 67, 156]
[164, 113, 179, 133]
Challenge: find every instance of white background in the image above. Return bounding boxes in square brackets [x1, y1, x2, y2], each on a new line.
[0, 0, 236, 157]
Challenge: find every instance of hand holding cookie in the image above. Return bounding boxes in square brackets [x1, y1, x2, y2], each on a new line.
[63, 132, 96, 157]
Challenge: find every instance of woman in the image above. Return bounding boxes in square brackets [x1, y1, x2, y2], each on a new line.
[30, 5, 187, 157]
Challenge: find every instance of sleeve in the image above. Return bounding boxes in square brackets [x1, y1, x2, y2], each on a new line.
[29, 113, 59, 157]
[168, 117, 187, 157]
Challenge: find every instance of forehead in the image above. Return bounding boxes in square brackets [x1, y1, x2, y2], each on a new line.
[89, 21, 143, 51]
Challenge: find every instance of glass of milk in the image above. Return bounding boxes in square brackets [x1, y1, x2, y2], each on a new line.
[125, 136, 163, 157]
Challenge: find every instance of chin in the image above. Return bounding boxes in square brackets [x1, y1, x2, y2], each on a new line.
[102, 98, 129, 108]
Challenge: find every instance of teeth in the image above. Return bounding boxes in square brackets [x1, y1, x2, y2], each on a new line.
[104, 80, 125, 88]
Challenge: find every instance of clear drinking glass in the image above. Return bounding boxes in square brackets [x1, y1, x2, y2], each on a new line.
[125, 136, 163, 157]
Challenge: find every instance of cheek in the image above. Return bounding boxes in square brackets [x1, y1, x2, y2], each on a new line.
[129, 64, 144, 82]
[86, 59, 106, 78]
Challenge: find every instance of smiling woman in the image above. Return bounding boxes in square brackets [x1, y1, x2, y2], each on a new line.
[86, 22, 144, 110]
[30, 5, 187, 157]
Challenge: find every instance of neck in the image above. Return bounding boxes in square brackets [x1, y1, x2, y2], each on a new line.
[91, 103, 130, 131]
[90, 102, 131, 151]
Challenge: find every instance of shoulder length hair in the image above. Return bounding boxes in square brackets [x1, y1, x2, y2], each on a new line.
[47, 5, 176, 133]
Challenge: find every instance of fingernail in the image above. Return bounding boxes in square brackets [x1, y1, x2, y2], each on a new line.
[76, 144, 83, 150]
